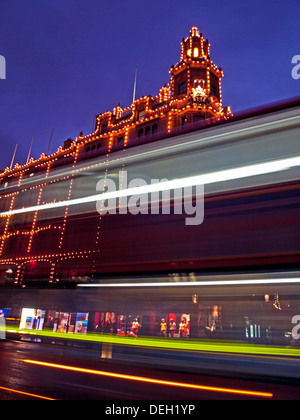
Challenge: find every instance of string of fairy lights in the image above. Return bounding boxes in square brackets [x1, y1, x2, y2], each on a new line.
[0, 27, 231, 284]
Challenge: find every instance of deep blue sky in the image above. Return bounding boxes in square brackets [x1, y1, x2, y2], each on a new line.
[0, 0, 299, 170]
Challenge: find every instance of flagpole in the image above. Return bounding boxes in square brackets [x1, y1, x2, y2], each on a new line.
[26, 136, 34, 165]
[132, 69, 137, 104]
[10, 144, 18, 170]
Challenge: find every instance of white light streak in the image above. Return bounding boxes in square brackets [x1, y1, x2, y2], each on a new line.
[0, 156, 299, 218]
[77, 278, 300, 288]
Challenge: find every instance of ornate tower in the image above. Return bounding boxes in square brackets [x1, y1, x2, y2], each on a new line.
[168, 26, 231, 127]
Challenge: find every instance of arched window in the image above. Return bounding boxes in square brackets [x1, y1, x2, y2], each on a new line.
[138, 128, 144, 138]
[145, 126, 151, 136]
[178, 81, 187, 95]
[152, 124, 158, 134]
[86, 147, 90, 152]
[97, 143, 102, 149]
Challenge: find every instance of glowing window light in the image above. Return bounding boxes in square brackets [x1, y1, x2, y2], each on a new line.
[193, 48, 199, 58]
[19, 308, 35, 329]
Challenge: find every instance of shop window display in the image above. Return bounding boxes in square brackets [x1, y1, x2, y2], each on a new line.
[159, 313, 191, 338]
[95, 312, 116, 334]
[179, 314, 190, 338]
[55, 313, 69, 333]
[18, 307, 193, 339]
[75, 313, 89, 334]
[197, 305, 222, 337]
[19, 308, 46, 331]
[117, 314, 142, 337]
[160, 318, 167, 337]
[22, 309, 89, 335]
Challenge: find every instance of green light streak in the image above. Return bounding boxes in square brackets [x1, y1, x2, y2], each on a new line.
[5, 327, 300, 358]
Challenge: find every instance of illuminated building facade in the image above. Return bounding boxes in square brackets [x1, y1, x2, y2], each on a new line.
[0, 27, 232, 286]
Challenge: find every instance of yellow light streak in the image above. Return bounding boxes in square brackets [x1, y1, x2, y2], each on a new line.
[0, 385, 55, 400]
[23, 359, 273, 399]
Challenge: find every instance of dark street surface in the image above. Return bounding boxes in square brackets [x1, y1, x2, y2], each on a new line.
[0, 340, 300, 400]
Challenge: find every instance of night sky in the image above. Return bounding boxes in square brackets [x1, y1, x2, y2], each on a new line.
[0, 0, 299, 170]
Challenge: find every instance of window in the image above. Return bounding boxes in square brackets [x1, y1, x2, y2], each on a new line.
[117, 137, 124, 144]
[178, 81, 187, 95]
[193, 115, 205, 123]
[86, 147, 90, 152]
[152, 124, 158, 134]
[138, 110, 145, 121]
[101, 124, 108, 134]
[181, 116, 187, 126]
[210, 85, 217, 97]
[91, 145, 96, 151]
[193, 47, 199, 58]
[138, 128, 144, 138]
[97, 143, 102, 149]
[145, 126, 151, 136]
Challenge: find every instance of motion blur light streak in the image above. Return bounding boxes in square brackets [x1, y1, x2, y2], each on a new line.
[0, 155, 300, 218]
[78, 278, 300, 288]
[22, 359, 273, 398]
[5, 327, 300, 357]
[0, 385, 55, 400]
